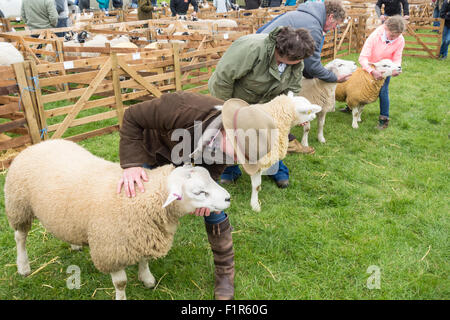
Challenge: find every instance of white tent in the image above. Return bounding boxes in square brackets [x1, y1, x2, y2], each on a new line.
[0, 0, 23, 18]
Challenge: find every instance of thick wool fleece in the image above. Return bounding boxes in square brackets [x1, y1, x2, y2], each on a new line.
[335, 68, 386, 109]
[300, 78, 337, 113]
[254, 95, 299, 169]
[4, 140, 181, 274]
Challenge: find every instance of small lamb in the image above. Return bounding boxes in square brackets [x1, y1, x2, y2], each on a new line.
[4, 140, 231, 300]
[335, 59, 402, 129]
[299, 58, 357, 146]
[218, 94, 321, 212]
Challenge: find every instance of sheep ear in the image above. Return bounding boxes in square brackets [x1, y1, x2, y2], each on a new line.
[162, 192, 183, 208]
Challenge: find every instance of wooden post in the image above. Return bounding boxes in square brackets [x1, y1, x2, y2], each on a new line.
[29, 61, 48, 140]
[172, 43, 182, 91]
[12, 62, 42, 144]
[111, 53, 125, 127]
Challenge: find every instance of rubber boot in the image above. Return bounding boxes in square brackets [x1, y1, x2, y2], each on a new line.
[376, 115, 389, 130]
[205, 217, 235, 300]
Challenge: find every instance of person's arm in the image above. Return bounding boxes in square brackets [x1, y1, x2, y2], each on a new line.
[440, 0, 449, 19]
[47, 0, 60, 27]
[21, 2, 27, 24]
[358, 31, 377, 75]
[208, 40, 261, 100]
[302, 29, 337, 82]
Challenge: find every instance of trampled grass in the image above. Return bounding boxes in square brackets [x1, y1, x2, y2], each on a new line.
[0, 54, 448, 300]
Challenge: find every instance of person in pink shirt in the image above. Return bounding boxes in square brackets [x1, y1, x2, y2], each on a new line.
[341, 15, 406, 129]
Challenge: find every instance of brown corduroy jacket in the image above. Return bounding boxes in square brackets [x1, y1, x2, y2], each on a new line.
[119, 91, 227, 180]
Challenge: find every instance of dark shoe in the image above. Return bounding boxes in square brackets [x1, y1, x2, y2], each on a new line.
[205, 218, 235, 300]
[220, 165, 242, 184]
[439, 55, 447, 60]
[376, 115, 389, 130]
[276, 179, 289, 189]
[339, 106, 351, 113]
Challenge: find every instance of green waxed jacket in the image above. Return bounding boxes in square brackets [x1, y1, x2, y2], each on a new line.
[208, 27, 304, 104]
[20, 0, 59, 30]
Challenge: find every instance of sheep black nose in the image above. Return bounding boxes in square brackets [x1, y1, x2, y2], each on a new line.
[225, 197, 231, 202]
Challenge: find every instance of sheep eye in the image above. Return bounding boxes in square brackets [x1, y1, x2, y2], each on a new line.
[194, 191, 208, 197]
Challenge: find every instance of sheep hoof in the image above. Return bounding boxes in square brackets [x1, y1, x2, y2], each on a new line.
[352, 123, 359, 129]
[139, 274, 156, 288]
[17, 265, 31, 277]
[318, 136, 326, 143]
[70, 244, 83, 251]
[251, 202, 261, 212]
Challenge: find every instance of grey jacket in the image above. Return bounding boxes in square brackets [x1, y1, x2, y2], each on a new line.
[259, 2, 337, 82]
[21, 0, 59, 29]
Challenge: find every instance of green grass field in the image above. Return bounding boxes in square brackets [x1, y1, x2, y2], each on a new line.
[0, 54, 448, 300]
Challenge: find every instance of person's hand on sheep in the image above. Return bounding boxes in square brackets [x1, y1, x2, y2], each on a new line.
[337, 73, 352, 83]
[190, 207, 222, 217]
[391, 69, 402, 77]
[117, 167, 149, 198]
[371, 69, 384, 81]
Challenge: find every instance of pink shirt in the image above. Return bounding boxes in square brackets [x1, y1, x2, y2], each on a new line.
[359, 25, 405, 74]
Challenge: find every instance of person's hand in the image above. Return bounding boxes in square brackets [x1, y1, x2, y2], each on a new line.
[404, 15, 410, 20]
[371, 70, 384, 80]
[392, 70, 401, 77]
[380, 14, 386, 22]
[337, 73, 352, 83]
[298, 122, 308, 127]
[117, 167, 149, 198]
[192, 11, 197, 16]
[189, 207, 221, 217]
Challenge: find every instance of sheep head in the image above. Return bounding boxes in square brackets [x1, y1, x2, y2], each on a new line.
[325, 59, 357, 77]
[163, 164, 231, 214]
[287, 92, 322, 124]
[371, 59, 402, 78]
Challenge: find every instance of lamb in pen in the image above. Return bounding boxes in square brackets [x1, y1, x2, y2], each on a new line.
[4, 139, 231, 300]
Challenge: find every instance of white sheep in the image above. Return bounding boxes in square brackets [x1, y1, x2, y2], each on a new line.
[212, 94, 321, 212]
[81, 35, 110, 58]
[299, 58, 357, 146]
[0, 43, 24, 66]
[4, 139, 231, 300]
[335, 59, 402, 129]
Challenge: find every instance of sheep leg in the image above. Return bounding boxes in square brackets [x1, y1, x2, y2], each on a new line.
[111, 269, 127, 300]
[138, 259, 156, 288]
[301, 121, 311, 147]
[357, 107, 363, 122]
[352, 107, 360, 129]
[15, 230, 31, 277]
[250, 172, 262, 212]
[317, 112, 327, 143]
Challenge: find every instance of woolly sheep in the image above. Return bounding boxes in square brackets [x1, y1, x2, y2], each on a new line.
[299, 58, 357, 146]
[210, 94, 321, 212]
[0, 43, 24, 66]
[4, 139, 231, 300]
[335, 59, 402, 129]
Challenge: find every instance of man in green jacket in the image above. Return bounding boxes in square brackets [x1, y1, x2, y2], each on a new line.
[21, 0, 59, 30]
[208, 26, 315, 188]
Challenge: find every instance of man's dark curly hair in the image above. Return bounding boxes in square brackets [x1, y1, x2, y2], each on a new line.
[275, 27, 315, 61]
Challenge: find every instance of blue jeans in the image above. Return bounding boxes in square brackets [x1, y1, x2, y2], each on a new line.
[440, 25, 450, 58]
[143, 163, 227, 225]
[379, 76, 391, 118]
[433, 6, 441, 28]
[221, 160, 289, 183]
